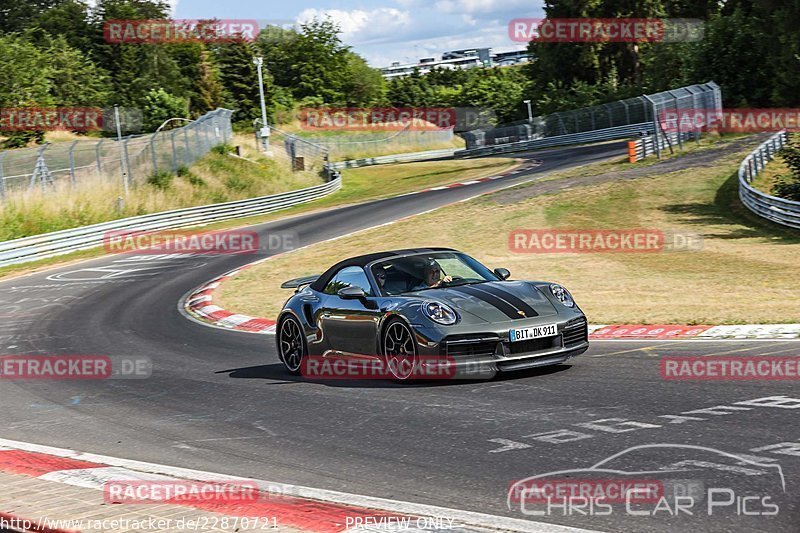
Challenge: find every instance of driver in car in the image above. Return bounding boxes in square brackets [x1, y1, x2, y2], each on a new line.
[411, 259, 453, 291]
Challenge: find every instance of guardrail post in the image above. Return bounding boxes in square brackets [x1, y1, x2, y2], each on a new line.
[170, 131, 178, 172]
[122, 137, 132, 189]
[0, 152, 6, 201]
[95, 139, 104, 174]
[68, 140, 78, 187]
[674, 99, 683, 150]
[149, 135, 158, 175]
[643, 95, 661, 159]
[183, 128, 191, 167]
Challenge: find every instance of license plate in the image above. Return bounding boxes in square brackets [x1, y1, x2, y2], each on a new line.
[509, 324, 557, 342]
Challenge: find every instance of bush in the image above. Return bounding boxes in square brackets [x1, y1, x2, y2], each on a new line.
[224, 174, 254, 192]
[773, 177, 800, 201]
[778, 138, 800, 175]
[773, 134, 800, 201]
[147, 171, 174, 190]
[211, 143, 233, 155]
[176, 165, 205, 186]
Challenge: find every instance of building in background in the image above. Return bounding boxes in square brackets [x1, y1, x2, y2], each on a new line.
[379, 47, 530, 79]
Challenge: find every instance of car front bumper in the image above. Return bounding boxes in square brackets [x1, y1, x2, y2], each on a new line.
[412, 315, 589, 378]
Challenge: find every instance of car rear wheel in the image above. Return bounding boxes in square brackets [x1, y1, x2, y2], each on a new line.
[383, 319, 417, 381]
[278, 315, 306, 375]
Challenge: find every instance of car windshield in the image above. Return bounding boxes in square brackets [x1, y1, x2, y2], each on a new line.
[371, 252, 498, 295]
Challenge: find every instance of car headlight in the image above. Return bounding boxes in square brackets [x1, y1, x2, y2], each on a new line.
[550, 284, 575, 308]
[423, 301, 459, 325]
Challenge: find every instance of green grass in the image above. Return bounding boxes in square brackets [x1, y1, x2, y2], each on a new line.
[0, 134, 321, 242]
[218, 135, 800, 325]
[0, 156, 517, 280]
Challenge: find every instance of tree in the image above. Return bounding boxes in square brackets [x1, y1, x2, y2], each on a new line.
[214, 40, 261, 124]
[0, 0, 66, 33]
[170, 42, 226, 115]
[0, 33, 53, 146]
[458, 70, 528, 123]
[691, 7, 774, 106]
[44, 34, 111, 106]
[141, 87, 188, 131]
[341, 52, 386, 106]
[89, 0, 186, 106]
[33, 0, 94, 52]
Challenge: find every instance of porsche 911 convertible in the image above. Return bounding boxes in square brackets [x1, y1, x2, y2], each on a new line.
[276, 248, 588, 380]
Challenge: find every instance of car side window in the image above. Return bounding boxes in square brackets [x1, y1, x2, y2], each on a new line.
[323, 266, 373, 296]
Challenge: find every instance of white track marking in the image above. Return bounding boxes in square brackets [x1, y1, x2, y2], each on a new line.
[0, 438, 601, 533]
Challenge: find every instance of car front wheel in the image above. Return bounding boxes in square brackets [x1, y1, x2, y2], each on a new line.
[278, 315, 307, 375]
[383, 319, 418, 381]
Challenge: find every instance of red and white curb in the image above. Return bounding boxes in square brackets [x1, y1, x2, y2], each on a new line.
[0, 438, 596, 533]
[182, 162, 543, 335]
[589, 324, 800, 340]
[185, 277, 800, 343]
[180, 158, 799, 342]
[184, 261, 278, 335]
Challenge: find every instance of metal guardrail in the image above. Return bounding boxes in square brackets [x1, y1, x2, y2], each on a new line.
[0, 175, 342, 267]
[329, 148, 457, 169]
[738, 131, 800, 229]
[0, 109, 234, 200]
[631, 130, 699, 161]
[455, 123, 652, 158]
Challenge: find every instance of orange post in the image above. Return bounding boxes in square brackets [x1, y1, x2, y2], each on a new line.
[627, 140, 638, 163]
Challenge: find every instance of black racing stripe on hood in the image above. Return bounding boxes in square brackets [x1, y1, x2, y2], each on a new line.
[472, 285, 539, 318]
[449, 285, 526, 320]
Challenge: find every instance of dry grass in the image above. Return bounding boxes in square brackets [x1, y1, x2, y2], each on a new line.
[0, 155, 516, 279]
[0, 133, 322, 241]
[751, 156, 790, 195]
[218, 138, 800, 325]
[269, 119, 465, 161]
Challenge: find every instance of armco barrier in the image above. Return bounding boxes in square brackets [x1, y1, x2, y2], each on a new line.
[0, 175, 342, 267]
[455, 123, 653, 158]
[630, 130, 698, 162]
[738, 131, 800, 229]
[329, 148, 456, 169]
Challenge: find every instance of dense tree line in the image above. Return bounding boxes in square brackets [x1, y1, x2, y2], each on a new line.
[1, 0, 798, 147]
[0, 0, 386, 146]
[389, 0, 800, 122]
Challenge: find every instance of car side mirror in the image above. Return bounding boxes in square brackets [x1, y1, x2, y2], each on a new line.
[338, 286, 366, 299]
[494, 268, 511, 280]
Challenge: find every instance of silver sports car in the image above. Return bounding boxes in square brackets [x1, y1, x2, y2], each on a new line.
[276, 248, 588, 380]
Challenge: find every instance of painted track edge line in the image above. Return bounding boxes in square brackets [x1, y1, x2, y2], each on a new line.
[0, 438, 601, 533]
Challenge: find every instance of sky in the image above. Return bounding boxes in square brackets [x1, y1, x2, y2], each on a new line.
[172, 0, 544, 67]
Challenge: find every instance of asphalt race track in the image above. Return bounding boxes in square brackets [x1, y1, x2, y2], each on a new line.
[1, 142, 798, 532]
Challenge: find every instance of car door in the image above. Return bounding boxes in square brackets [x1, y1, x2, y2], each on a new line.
[319, 266, 381, 356]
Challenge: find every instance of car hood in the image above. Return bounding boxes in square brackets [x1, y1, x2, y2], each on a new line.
[415, 281, 559, 324]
